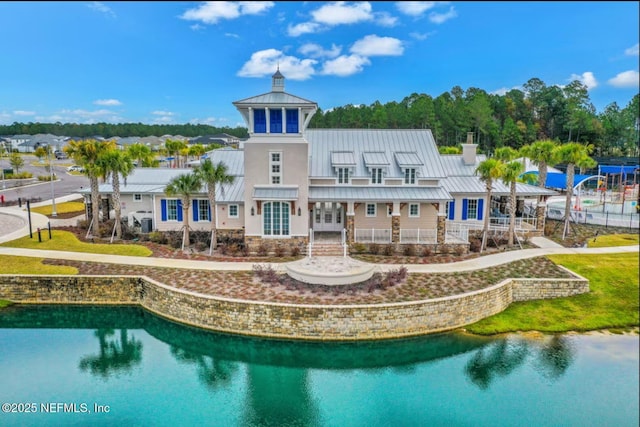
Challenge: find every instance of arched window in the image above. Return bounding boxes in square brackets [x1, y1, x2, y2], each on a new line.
[263, 201, 290, 236]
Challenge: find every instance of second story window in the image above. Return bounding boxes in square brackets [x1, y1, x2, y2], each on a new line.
[371, 168, 383, 184]
[270, 152, 282, 184]
[254, 109, 266, 133]
[337, 168, 350, 184]
[404, 168, 416, 184]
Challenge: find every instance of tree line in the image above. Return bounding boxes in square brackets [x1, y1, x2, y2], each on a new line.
[0, 122, 249, 139]
[308, 77, 639, 157]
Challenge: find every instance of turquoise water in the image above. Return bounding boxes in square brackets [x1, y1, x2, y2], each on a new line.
[0, 305, 638, 427]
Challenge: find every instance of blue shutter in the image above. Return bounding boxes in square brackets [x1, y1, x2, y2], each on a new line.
[477, 199, 484, 220]
[254, 109, 266, 133]
[161, 199, 167, 221]
[286, 109, 299, 133]
[177, 199, 183, 222]
[193, 200, 199, 222]
[270, 109, 282, 133]
[462, 199, 468, 220]
[448, 200, 455, 220]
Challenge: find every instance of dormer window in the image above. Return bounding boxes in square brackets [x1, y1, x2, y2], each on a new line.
[371, 168, 383, 184]
[337, 168, 350, 184]
[404, 168, 416, 184]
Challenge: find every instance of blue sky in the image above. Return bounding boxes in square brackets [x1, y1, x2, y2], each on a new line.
[0, 1, 638, 128]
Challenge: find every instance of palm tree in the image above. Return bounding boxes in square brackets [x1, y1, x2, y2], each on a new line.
[64, 139, 116, 236]
[164, 139, 186, 168]
[126, 143, 155, 168]
[476, 158, 505, 252]
[501, 161, 525, 246]
[555, 142, 594, 239]
[165, 172, 202, 250]
[97, 149, 135, 240]
[521, 140, 558, 188]
[188, 144, 207, 162]
[193, 159, 235, 254]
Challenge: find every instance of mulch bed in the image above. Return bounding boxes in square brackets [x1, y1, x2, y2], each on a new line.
[43, 257, 575, 305]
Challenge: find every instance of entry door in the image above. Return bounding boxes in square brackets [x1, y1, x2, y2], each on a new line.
[313, 202, 343, 231]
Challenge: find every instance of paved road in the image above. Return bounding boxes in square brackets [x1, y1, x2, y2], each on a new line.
[0, 155, 88, 203]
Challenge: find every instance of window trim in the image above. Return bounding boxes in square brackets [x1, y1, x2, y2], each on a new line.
[262, 201, 290, 237]
[365, 203, 377, 217]
[167, 199, 178, 221]
[467, 199, 478, 220]
[404, 168, 416, 184]
[133, 193, 142, 202]
[269, 151, 282, 185]
[371, 168, 383, 184]
[197, 199, 210, 222]
[409, 203, 420, 218]
[228, 204, 239, 219]
[337, 167, 350, 184]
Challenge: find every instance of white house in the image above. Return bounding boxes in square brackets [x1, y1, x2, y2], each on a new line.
[85, 70, 555, 252]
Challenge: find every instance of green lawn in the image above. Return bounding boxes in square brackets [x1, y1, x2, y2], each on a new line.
[0, 230, 152, 257]
[466, 252, 639, 335]
[587, 233, 639, 248]
[0, 299, 13, 308]
[28, 201, 85, 216]
[0, 255, 78, 275]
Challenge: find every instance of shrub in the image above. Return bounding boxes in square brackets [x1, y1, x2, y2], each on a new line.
[469, 238, 482, 252]
[37, 174, 56, 181]
[383, 244, 395, 256]
[257, 242, 270, 257]
[369, 243, 380, 255]
[148, 231, 167, 244]
[253, 264, 279, 283]
[438, 244, 449, 255]
[195, 241, 208, 252]
[421, 246, 433, 257]
[453, 245, 466, 256]
[351, 243, 367, 254]
[166, 231, 183, 249]
[7, 171, 33, 179]
[290, 245, 301, 257]
[403, 244, 417, 256]
[274, 244, 286, 257]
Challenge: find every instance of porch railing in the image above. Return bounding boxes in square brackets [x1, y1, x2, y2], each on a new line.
[445, 222, 469, 243]
[308, 228, 314, 257]
[399, 229, 437, 244]
[354, 228, 391, 243]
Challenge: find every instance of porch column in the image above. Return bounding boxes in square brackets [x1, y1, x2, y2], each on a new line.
[437, 214, 446, 244]
[391, 202, 401, 243]
[536, 202, 546, 232]
[346, 201, 355, 243]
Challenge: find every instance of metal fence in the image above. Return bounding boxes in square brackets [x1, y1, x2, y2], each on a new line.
[547, 205, 639, 230]
[399, 229, 437, 244]
[354, 228, 392, 243]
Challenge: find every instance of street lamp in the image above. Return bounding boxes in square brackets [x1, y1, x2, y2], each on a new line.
[49, 147, 57, 217]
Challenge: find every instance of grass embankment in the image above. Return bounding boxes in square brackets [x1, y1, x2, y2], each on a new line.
[28, 201, 85, 216]
[466, 252, 639, 335]
[0, 299, 13, 308]
[587, 233, 639, 248]
[0, 255, 78, 275]
[0, 230, 152, 257]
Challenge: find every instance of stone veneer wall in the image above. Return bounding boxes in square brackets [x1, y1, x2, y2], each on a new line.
[0, 272, 588, 341]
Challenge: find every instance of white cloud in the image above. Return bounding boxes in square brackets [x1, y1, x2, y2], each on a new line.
[225, 32, 240, 38]
[625, 43, 639, 56]
[87, 2, 116, 18]
[374, 12, 398, 27]
[396, 1, 437, 16]
[152, 111, 174, 116]
[350, 35, 404, 57]
[189, 117, 224, 125]
[607, 70, 640, 88]
[569, 71, 598, 90]
[13, 110, 35, 116]
[298, 43, 341, 58]
[311, 1, 373, 25]
[320, 54, 371, 77]
[429, 6, 457, 24]
[180, 1, 274, 25]
[37, 109, 124, 124]
[287, 22, 322, 37]
[490, 86, 522, 96]
[190, 23, 205, 31]
[237, 49, 317, 80]
[409, 31, 433, 40]
[93, 99, 122, 106]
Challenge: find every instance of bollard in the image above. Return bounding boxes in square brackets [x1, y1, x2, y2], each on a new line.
[37, 227, 42, 242]
[18, 197, 22, 208]
[48, 221, 52, 239]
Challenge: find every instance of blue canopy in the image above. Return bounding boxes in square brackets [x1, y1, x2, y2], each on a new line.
[521, 172, 599, 190]
[598, 165, 639, 177]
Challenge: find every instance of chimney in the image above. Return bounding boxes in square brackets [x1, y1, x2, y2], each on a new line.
[461, 132, 477, 166]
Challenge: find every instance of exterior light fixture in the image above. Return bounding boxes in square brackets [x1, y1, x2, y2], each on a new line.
[251, 207, 255, 216]
[297, 207, 301, 216]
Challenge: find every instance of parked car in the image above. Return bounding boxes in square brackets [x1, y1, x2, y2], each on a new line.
[54, 150, 68, 160]
[67, 165, 84, 172]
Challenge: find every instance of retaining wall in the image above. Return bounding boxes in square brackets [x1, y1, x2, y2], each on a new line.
[0, 271, 589, 341]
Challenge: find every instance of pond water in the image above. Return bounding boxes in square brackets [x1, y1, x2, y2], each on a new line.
[1, 305, 638, 427]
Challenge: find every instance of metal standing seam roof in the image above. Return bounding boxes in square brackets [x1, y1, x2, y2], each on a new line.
[439, 154, 487, 176]
[362, 151, 390, 167]
[309, 186, 452, 202]
[394, 152, 423, 167]
[331, 151, 356, 166]
[232, 91, 318, 106]
[306, 129, 446, 179]
[252, 186, 299, 200]
[442, 176, 557, 196]
[207, 148, 244, 176]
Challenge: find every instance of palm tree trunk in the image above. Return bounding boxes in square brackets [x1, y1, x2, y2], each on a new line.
[208, 186, 217, 255]
[563, 164, 575, 240]
[113, 174, 122, 239]
[182, 197, 190, 250]
[90, 176, 100, 236]
[481, 182, 492, 252]
[508, 181, 517, 246]
[538, 162, 547, 188]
